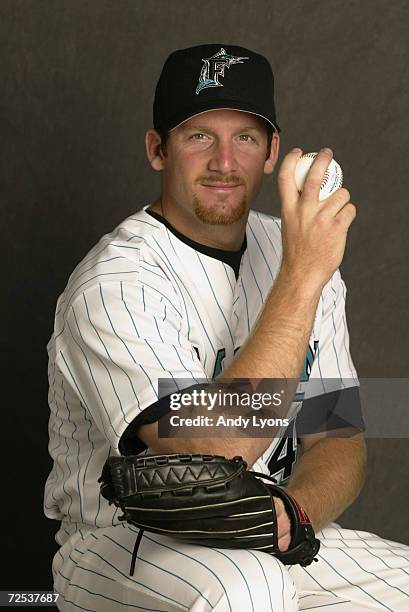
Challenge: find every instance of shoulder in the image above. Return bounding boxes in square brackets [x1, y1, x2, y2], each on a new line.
[51, 207, 176, 330]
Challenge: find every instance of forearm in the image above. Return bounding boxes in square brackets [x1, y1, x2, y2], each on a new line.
[137, 421, 272, 467]
[286, 435, 367, 532]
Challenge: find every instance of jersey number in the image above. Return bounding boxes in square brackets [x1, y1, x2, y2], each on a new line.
[267, 420, 299, 483]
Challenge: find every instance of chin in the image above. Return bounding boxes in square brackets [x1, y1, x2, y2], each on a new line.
[193, 195, 248, 226]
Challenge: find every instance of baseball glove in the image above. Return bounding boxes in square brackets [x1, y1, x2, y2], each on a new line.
[99, 453, 320, 575]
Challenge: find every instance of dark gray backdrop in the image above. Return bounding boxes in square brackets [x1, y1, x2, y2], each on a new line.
[1, 0, 408, 591]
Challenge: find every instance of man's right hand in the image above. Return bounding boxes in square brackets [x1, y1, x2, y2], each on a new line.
[277, 148, 356, 289]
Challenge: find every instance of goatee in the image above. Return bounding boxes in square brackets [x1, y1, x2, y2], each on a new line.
[193, 195, 247, 225]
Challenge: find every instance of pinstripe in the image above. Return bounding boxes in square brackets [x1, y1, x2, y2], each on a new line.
[82, 291, 134, 421]
[59, 378, 74, 520]
[350, 528, 409, 554]
[154, 316, 164, 342]
[99, 284, 154, 400]
[154, 257, 216, 360]
[300, 601, 351, 610]
[120, 282, 170, 395]
[143, 338, 178, 382]
[129, 217, 161, 228]
[58, 569, 172, 610]
[114, 224, 150, 238]
[247, 254, 264, 302]
[68, 307, 119, 437]
[86, 548, 188, 609]
[301, 561, 340, 597]
[123, 230, 150, 243]
[277, 556, 286, 612]
[68, 553, 116, 582]
[256, 212, 281, 264]
[79, 400, 95, 513]
[149, 235, 194, 328]
[63, 256, 125, 297]
[136, 531, 233, 612]
[339, 547, 409, 597]
[222, 262, 235, 293]
[171, 345, 202, 382]
[329, 276, 344, 380]
[247, 220, 274, 281]
[314, 295, 326, 385]
[211, 549, 255, 612]
[247, 550, 274, 611]
[139, 263, 173, 283]
[57, 591, 96, 611]
[139, 280, 183, 319]
[155, 231, 214, 356]
[111, 243, 141, 251]
[195, 251, 234, 345]
[66, 242, 111, 276]
[365, 548, 409, 577]
[101, 285, 156, 384]
[340, 282, 358, 380]
[241, 277, 251, 333]
[72, 403, 84, 523]
[313, 552, 391, 609]
[104, 533, 214, 609]
[59, 271, 140, 326]
[49, 378, 64, 454]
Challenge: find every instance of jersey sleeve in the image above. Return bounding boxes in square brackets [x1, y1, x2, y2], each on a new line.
[55, 280, 207, 452]
[297, 269, 364, 435]
[311, 268, 358, 381]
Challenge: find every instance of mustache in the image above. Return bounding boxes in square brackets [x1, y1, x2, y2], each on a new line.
[197, 176, 245, 186]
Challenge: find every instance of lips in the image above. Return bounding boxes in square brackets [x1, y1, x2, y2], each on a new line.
[200, 183, 242, 190]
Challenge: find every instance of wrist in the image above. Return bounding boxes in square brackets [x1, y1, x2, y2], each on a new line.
[276, 264, 326, 300]
[285, 486, 319, 531]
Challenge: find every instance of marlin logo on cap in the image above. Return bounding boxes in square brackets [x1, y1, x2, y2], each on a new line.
[195, 47, 249, 94]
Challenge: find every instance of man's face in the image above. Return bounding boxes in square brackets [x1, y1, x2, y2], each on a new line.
[158, 110, 277, 226]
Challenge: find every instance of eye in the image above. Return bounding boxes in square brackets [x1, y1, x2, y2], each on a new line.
[238, 134, 255, 142]
[189, 133, 209, 141]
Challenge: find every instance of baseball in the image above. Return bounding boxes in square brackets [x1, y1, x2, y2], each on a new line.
[295, 152, 343, 201]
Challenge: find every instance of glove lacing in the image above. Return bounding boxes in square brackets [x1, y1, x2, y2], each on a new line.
[127, 468, 278, 576]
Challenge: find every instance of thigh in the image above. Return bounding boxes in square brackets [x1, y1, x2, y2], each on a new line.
[53, 523, 299, 612]
[289, 524, 409, 611]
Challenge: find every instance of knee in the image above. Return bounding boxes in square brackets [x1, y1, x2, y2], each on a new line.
[189, 551, 297, 612]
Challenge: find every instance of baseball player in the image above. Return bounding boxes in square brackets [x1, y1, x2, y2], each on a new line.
[44, 44, 409, 611]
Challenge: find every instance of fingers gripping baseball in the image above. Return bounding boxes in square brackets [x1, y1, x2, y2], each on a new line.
[278, 148, 356, 288]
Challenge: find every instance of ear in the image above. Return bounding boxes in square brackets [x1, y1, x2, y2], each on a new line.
[264, 132, 280, 175]
[145, 129, 166, 171]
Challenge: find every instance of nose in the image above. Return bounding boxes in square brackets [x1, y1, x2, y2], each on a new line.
[207, 138, 238, 175]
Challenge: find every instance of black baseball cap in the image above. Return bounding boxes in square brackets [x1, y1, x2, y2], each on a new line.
[153, 44, 280, 134]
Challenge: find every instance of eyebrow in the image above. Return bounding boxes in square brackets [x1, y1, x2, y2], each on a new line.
[182, 125, 263, 134]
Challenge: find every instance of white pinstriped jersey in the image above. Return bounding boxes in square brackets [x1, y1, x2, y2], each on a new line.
[44, 204, 358, 546]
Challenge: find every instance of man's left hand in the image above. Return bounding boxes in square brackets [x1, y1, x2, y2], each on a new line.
[274, 497, 292, 551]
